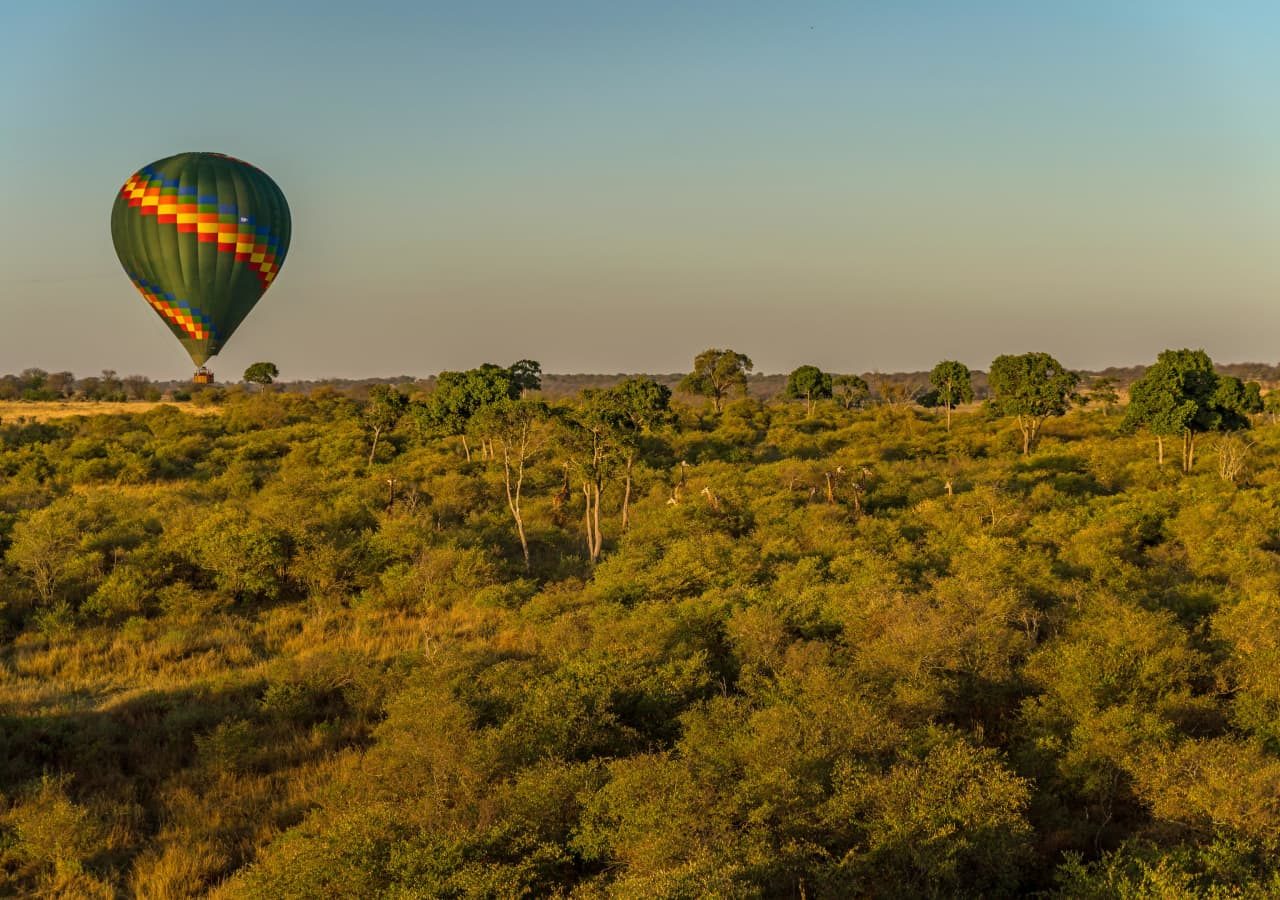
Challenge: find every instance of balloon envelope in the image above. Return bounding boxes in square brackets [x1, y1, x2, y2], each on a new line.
[110, 152, 291, 366]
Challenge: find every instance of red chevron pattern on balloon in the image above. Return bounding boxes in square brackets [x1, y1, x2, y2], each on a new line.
[119, 173, 282, 290]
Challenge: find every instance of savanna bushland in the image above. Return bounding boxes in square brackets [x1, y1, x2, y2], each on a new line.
[2, 348, 1280, 898]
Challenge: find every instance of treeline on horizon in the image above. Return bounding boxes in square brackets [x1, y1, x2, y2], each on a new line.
[2, 346, 1280, 896]
[5, 357, 1280, 405]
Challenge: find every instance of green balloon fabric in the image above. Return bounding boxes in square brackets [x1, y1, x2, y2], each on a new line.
[110, 152, 290, 367]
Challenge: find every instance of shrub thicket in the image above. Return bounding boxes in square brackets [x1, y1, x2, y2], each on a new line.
[0, 379, 1278, 896]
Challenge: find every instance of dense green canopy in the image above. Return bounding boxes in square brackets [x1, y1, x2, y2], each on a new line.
[110, 152, 291, 367]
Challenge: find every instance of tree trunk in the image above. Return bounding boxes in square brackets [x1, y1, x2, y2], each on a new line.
[805, 393, 813, 417]
[945, 402, 952, 431]
[1018, 416, 1045, 455]
[1156, 435, 1164, 465]
[580, 481, 603, 561]
[622, 454, 634, 530]
[461, 435, 472, 463]
[591, 481, 603, 559]
[34, 564, 56, 606]
[502, 443, 530, 570]
[583, 481, 595, 560]
[552, 463, 571, 521]
[824, 471, 835, 504]
[368, 426, 381, 465]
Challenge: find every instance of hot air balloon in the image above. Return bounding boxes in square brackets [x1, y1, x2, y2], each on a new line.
[110, 152, 291, 383]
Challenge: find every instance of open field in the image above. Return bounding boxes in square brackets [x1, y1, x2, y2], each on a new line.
[0, 401, 221, 422]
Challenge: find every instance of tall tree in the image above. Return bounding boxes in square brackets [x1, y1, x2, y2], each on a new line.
[603, 376, 672, 528]
[988, 352, 1080, 455]
[1122, 358, 1198, 468]
[929, 360, 974, 431]
[559, 390, 624, 562]
[243, 362, 279, 391]
[1123, 349, 1253, 472]
[785, 365, 833, 417]
[678, 349, 753, 412]
[416, 364, 520, 461]
[833, 373, 871, 410]
[471, 398, 549, 568]
[365, 384, 409, 465]
[509, 359, 543, 396]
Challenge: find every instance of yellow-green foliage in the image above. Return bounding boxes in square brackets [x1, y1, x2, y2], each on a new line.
[1, 392, 1279, 896]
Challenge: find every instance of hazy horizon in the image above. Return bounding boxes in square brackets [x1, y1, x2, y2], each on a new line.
[3, 2, 1279, 380]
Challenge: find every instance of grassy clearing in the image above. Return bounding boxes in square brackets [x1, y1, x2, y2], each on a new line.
[0, 401, 221, 421]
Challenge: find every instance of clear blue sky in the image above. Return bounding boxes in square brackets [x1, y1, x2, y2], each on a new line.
[2, 1, 1279, 378]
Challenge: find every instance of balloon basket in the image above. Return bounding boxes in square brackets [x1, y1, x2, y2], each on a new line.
[192, 368, 214, 385]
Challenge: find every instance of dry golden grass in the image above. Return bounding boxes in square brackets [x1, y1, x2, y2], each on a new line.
[0, 401, 221, 421]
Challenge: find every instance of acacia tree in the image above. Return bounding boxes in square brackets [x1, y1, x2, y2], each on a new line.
[785, 365, 833, 417]
[929, 360, 974, 431]
[243, 362, 279, 391]
[873, 375, 922, 409]
[1123, 349, 1254, 472]
[365, 384, 409, 464]
[833, 374, 871, 410]
[988, 352, 1080, 455]
[603, 376, 672, 528]
[471, 398, 549, 568]
[678, 349, 753, 412]
[415, 363, 523, 461]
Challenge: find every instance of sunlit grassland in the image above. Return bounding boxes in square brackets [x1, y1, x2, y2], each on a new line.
[0, 401, 222, 422]
[3, 389, 1280, 896]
